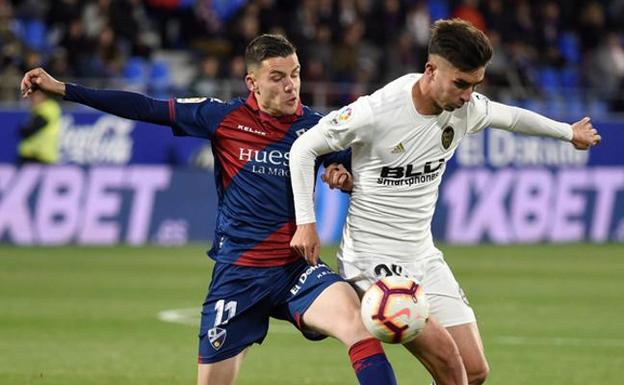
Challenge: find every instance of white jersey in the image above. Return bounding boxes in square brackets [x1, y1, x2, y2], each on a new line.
[318, 74, 493, 265]
[290, 73, 573, 269]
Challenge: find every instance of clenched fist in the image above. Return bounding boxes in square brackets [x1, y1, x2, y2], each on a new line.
[571, 117, 601, 150]
[21, 67, 66, 98]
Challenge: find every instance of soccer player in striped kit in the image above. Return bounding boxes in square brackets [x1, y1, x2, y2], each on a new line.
[21, 34, 397, 385]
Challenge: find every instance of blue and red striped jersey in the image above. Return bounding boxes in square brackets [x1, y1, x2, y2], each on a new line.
[169, 93, 349, 267]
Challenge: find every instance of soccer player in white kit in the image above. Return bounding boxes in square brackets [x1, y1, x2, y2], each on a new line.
[289, 19, 602, 385]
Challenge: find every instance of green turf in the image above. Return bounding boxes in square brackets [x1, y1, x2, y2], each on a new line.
[1, 244, 623, 385]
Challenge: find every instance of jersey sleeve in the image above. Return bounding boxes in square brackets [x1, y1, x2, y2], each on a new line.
[316, 96, 375, 150]
[170, 97, 240, 139]
[64, 83, 170, 125]
[487, 102, 573, 141]
[466, 92, 494, 134]
[319, 148, 352, 171]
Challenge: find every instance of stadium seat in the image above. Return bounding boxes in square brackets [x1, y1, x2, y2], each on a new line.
[544, 97, 565, 118]
[499, 95, 519, 107]
[212, 0, 248, 22]
[122, 57, 148, 92]
[559, 32, 581, 64]
[538, 67, 561, 96]
[149, 60, 172, 98]
[563, 93, 584, 116]
[124, 57, 147, 79]
[588, 99, 609, 118]
[523, 99, 546, 115]
[428, 0, 450, 21]
[559, 66, 580, 89]
[23, 20, 48, 51]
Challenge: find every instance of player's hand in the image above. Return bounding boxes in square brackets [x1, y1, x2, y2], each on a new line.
[290, 223, 321, 266]
[321, 163, 353, 192]
[571, 117, 601, 150]
[20, 67, 66, 98]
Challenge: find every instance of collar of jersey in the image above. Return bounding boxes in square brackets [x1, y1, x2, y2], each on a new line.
[245, 92, 303, 124]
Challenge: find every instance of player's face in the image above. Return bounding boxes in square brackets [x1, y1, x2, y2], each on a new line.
[427, 56, 485, 112]
[245, 54, 301, 116]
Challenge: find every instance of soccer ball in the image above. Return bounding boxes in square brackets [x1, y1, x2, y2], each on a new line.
[360, 276, 429, 344]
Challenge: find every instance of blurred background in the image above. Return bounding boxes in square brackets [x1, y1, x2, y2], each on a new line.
[0, 0, 623, 246]
[1, 0, 624, 113]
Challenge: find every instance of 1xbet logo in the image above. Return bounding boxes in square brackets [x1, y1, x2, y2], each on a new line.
[380, 159, 445, 178]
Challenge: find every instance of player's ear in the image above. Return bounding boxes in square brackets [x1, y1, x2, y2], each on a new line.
[424, 61, 436, 77]
[245, 73, 258, 93]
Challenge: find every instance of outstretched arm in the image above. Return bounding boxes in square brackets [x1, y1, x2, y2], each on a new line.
[21, 67, 170, 125]
[488, 101, 601, 149]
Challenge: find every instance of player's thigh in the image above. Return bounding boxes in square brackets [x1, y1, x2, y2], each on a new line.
[197, 348, 248, 385]
[423, 257, 476, 327]
[302, 281, 370, 346]
[198, 264, 271, 364]
[403, 316, 466, 383]
[447, 322, 489, 379]
[273, 259, 363, 344]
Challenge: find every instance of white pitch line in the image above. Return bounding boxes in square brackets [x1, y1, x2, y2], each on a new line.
[158, 308, 624, 348]
[492, 335, 624, 348]
[158, 309, 199, 326]
[157, 308, 296, 333]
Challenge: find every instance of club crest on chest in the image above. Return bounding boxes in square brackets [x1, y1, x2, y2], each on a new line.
[441, 126, 455, 150]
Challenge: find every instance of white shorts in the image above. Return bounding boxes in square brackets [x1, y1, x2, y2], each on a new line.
[338, 252, 476, 328]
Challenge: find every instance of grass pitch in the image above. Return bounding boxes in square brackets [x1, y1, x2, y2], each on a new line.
[1, 244, 623, 385]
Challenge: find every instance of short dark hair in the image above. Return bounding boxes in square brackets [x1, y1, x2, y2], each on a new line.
[428, 19, 493, 71]
[245, 34, 296, 70]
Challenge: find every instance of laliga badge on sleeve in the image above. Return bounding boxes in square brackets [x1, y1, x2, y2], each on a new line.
[330, 106, 353, 125]
[208, 327, 226, 350]
[176, 97, 208, 104]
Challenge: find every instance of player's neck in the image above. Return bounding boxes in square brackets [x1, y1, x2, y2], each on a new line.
[412, 79, 442, 116]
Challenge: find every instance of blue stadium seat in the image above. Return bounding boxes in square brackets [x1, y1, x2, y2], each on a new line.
[149, 60, 172, 98]
[23, 20, 47, 50]
[499, 95, 519, 107]
[559, 32, 581, 64]
[538, 67, 561, 96]
[544, 97, 565, 118]
[123, 57, 148, 87]
[212, 0, 248, 22]
[588, 99, 609, 118]
[428, 0, 450, 21]
[523, 99, 546, 115]
[559, 66, 580, 88]
[563, 93, 584, 116]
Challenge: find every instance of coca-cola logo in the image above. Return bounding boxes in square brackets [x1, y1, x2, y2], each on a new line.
[59, 115, 134, 164]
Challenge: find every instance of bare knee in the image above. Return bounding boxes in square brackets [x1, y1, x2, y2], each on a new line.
[405, 319, 467, 385]
[420, 332, 466, 385]
[302, 282, 371, 347]
[466, 360, 489, 385]
[197, 349, 247, 385]
[330, 306, 372, 347]
[435, 340, 466, 385]
[446, 321, 488, 385]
